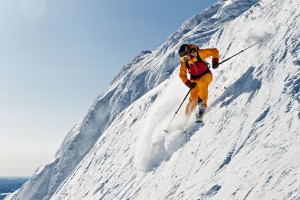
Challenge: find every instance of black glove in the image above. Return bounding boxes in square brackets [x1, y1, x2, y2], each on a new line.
[212, 58, 219, 69]
[212, 62, 219, 69]
[189, 82, 197, 89]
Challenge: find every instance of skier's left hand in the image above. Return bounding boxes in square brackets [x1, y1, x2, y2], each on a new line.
[212, 58, 219, 69]
[212, 62, 219, 69]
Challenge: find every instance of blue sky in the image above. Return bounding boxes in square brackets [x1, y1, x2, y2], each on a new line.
[0, 0, 218, 176]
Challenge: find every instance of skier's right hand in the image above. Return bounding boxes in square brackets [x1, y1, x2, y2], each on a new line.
[186, 81, 197, 89]
[189, 82, 197, 89]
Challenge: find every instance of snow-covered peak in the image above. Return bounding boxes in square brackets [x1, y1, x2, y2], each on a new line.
[7, 0, 300, 199]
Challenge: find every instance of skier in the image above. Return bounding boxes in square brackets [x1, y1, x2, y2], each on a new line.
[178, 44, 219, 122]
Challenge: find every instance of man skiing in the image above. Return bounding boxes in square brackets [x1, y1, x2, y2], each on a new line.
[178, 44, 219, 122]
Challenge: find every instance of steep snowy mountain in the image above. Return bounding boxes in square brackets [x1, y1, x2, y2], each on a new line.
[7, 0, 300, 199]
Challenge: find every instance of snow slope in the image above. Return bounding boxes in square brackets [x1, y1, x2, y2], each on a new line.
[7, 0, 300, 199]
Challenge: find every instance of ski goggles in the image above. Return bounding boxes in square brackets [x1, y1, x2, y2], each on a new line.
[181, 49, 197, 61]
[179, 45, 189, 57]
[179, 46, 196, 57]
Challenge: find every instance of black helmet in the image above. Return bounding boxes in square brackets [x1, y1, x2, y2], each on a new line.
[178, 44, 189, 57]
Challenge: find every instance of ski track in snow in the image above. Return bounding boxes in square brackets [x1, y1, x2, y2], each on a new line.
[6, 0, 300, 199]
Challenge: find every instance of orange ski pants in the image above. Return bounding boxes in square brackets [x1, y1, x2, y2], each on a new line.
[185, 73, 213, 116]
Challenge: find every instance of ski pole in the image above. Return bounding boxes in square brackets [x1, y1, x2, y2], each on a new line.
[219, 43, 258, 65]
[164, 89, 191, 133]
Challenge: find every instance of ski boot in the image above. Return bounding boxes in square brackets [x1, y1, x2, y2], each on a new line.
[196, 108, 205, 123]
[196, 98, 205, 123]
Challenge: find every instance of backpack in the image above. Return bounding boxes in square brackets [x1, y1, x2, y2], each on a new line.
[184, 47, 211, 80]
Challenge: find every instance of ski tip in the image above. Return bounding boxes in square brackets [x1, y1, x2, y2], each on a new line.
[196, 121, 205, 127]
[196, 121, 204, 124]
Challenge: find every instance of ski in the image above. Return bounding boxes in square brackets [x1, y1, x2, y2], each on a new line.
[183, 121, 204, 138]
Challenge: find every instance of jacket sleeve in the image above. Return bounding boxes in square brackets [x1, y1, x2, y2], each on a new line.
[179, 60, 191, 87]
[198, 48, 219, 63]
